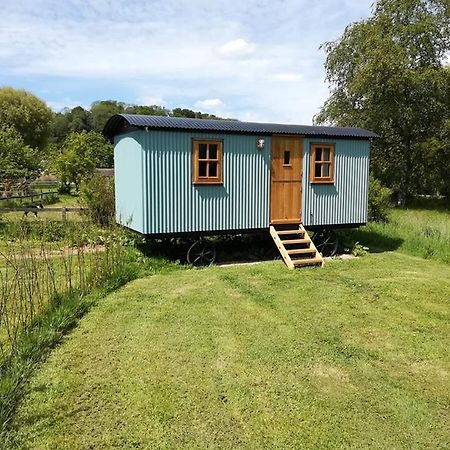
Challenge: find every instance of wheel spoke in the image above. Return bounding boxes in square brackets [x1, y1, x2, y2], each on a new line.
[312, 229, 338, 257]
[187, 241, 216, 266]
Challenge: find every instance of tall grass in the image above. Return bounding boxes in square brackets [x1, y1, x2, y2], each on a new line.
[350, 199, 450, 264]
[0, 218, 167, 434]
[0, 235, 126, 358]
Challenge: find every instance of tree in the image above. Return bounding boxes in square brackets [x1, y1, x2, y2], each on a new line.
[0, 126, 38, 182]
[171, 108, 221, 119]
[125, 105, 170, 116]
[51, 106, 93, 144]
[316, 0, 450, 204]
[53, 131, 113, 191]
[0, 87, 53, 150]
[90, 100, 126, 132]
[69, 106, 93, 133]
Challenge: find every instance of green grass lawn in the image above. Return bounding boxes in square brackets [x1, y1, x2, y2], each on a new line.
[6, 252, 450, 449]
[350, 200, 450, 264]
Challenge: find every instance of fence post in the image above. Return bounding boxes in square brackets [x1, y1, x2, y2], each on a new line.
[62, 207, 67, 222]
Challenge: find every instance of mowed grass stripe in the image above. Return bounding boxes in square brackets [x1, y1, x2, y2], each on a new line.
[7, 253, 450, 449]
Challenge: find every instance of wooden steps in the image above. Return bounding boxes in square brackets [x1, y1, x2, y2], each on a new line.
[270, 224, 324, 270]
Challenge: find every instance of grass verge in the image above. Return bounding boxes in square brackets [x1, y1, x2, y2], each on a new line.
[345, 200, 450, 264]
[0, 247, 181, 440]
[5, 252, 449, 449]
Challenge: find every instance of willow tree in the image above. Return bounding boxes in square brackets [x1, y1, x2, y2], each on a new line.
[316, 0, 450, 204]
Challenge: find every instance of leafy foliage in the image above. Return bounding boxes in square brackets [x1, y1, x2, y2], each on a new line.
[51, 106, 93, 143]
[0, 126, 38, 182]
[80, 174, 115, 227]
[90, 100, 126, 132]
[171, 107, 221, 119]
[49, 100, 227, 144]
[0, 87, 53, 151]
[316, 0, 450, 203]
[368, 175, 392, 222]
[52, 131, 113, 191]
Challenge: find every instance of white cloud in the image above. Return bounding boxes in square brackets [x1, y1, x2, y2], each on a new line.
[217, 39, 255, 59]
[136, 94, 165, 106]
[195, 98, 224, 109]
[194, 98, 229, 115]
[0, 0, 375, 124]
[270, 72, 303, 82]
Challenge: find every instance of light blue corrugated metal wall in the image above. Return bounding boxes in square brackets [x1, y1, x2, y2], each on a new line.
[140, 131, 271, 234]
[114, 132, 145, 233]
[302, 138, 370, 227]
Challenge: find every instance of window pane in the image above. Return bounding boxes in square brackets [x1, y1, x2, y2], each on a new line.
[199, 143, 207, 159]
[284, 150, 291, 165]
[322, 163, 330, 177]
[323, 148, 330, 161]
[209, 144, 218, 160]
[315, 147, 322, 162]
[315, 163, 322, 178]
[209, 162, 218, 177]
[199, 161, 207, 177]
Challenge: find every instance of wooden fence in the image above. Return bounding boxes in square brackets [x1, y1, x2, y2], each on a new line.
[0, 191, 59, 203]
[0, 207, 84, 220]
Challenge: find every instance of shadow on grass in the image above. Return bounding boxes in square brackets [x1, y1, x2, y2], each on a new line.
[407, 197, 449, 212]
[341, 227, 403, 253]
[138, 233, 279, 264]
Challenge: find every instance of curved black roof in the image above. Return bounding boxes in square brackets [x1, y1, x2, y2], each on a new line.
[104, 114, 379, 140]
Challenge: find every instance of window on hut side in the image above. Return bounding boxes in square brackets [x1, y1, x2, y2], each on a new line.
[192, 140, 223, 184]
[310, 143, 335, 184]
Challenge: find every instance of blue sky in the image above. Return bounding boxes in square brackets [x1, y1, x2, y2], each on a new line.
[0, 0, 374, 124]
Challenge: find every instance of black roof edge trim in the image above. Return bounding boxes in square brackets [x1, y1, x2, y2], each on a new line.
[103, 114, 379, 140]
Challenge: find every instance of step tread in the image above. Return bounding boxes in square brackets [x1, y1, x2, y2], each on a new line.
[281, 238, 310, 245]
[269, 225, 323, 270]
[276, 229, 304, 235]
[287, 248, 316, 255]
[292, 257, 323, 266]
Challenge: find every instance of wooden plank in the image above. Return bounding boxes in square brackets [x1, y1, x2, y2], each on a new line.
[270, 136, 303, 223]
[299, 225, 324, 267]
[270, 225, 324, 270]
[276, 229, 304, 235]
[0, 191, 58, 201]
[280, 238, 310, 245]
[287, 248, 316, 255]
[269, 225, 295, 270]
[0, 207, 84, 212]
[292, 257, 323, 266]
[270, 219, 301, 225]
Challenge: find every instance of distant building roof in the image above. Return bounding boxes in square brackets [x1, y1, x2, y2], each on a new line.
[95, 168, 114, 176]
[103, 114, 379, 140]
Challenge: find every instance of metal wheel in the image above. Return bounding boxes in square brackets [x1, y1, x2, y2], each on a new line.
[187, 240, 216, 266]
[311, 229, 339, 257]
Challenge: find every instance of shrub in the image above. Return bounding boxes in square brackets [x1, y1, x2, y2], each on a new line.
[80, 174, 115, 227]
[58, 182, 71, 195]
[368, 176, 391, 222]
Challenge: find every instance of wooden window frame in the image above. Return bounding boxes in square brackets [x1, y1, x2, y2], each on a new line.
[192, 139, 223, 185]
[310, 143, 335, 184]
[283, 150, 292, 167]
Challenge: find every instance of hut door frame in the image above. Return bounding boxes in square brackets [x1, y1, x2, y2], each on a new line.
[270, 136, 303, 224]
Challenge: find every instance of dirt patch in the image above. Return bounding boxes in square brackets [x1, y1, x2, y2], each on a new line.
[409, 360, 448, 381]
[309, 362, 352, 393]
